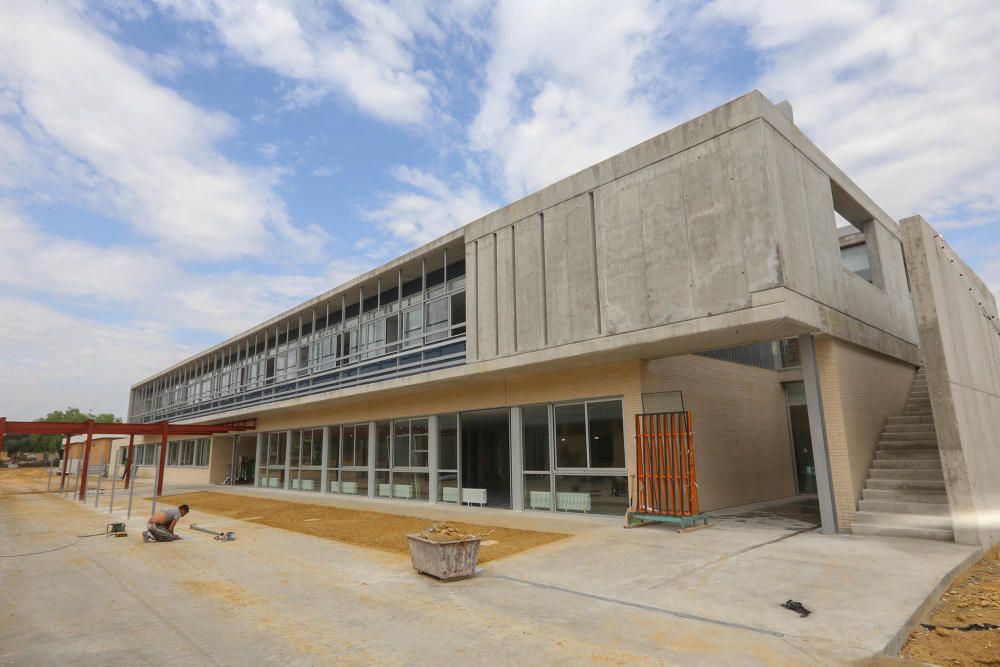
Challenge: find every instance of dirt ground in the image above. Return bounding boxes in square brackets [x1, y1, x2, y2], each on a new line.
[162, 491, 568, 563]
[0, 468, 57, 495]
[901, 544, 1000, 666]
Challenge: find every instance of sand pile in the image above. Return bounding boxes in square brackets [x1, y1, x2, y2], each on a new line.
[901, 544, 1000, 666]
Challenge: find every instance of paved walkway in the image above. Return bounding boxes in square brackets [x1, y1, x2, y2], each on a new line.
[0, 488, 976, 665]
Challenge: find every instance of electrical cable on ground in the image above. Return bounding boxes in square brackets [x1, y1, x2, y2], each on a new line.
[0, 531, 108, 558]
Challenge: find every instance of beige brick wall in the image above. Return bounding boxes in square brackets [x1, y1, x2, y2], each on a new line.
[814, 335, 915, 529]
[640, 355, 795, 511]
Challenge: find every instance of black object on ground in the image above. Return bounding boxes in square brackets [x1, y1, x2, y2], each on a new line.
[780, 599, 812, 617]
[920, 622, 999, 632]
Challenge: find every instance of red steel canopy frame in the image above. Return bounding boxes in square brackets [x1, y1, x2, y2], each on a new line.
[0, 417, 255, 499]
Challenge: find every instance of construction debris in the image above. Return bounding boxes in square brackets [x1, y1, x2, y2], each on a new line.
[417, 522, 493, 543]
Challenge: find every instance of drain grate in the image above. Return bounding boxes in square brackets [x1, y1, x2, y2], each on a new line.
[490, 574, 785, 638]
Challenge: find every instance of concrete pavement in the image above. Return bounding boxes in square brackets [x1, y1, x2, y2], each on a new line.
[0, 489, 977, 665]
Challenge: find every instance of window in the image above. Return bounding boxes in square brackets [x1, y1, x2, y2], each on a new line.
[391, 419, 428, 468]
[587, 401, 625, 468]
[450, 292, 466, 335]
[180, 440, 195, 466]
[426, 298, 448, 332]
[832, 182, 878, 286]
[527, 399, 626, 515]
[195, 439, 210, 466]
[522, 405, 549, 471]
[167, 441, 179, 466]
[554, 404, 587, 468]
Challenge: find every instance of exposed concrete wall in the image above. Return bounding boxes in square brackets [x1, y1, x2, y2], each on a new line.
[762, 125, 918, 351]
[464, 91, 918, 372]
[814, 336, 914, 530]
[640, 355, 795, 511]
[901, 216, 1000, 547]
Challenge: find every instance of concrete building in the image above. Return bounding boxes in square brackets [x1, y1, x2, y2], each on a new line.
[123, 91, 1000, 548]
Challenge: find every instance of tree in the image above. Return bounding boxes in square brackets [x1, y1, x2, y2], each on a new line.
[5, 408, 123, 460]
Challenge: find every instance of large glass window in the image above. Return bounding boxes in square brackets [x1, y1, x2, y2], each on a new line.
[525, 399, 626, 515]
[438, 414, 459, 503]
[554, 404, 587, 468]
[588, 400, 625, 468]
[522, 405, 550, 471]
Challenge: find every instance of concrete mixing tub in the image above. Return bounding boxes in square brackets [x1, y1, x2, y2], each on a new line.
[406, 534, 481, 581]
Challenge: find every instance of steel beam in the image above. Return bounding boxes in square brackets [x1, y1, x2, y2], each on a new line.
[78, 420, 95, 501]
[156, 424, 168, 497]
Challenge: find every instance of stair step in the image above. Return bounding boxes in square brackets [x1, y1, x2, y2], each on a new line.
[879, 440, 939, 449]
[853, 510, 952, 531]
[876, 449, 940, 460]
[867, 478, 946, 491]
[882, 432, 938, 442]
[870, 468, 944, 480]
[858, 499, 950, 515]
[884, 423, 936, 434]
[862, 488, 948, 503]
[872, 458, 941, 470]
[851, 522, 954, 542]
[887, 415, 935, 425]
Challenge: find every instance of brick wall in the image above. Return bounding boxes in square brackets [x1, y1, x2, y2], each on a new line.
[640, 355, 795, 511]
[814, 335, 915, 529]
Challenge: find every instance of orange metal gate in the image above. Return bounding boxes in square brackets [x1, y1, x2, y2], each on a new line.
[634, 411, 701, 520]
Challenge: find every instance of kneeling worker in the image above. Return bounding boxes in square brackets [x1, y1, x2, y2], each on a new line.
[143, 504, 189, 542]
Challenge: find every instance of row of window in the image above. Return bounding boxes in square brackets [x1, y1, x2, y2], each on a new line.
[254, 399, 626, 516]
[123, 439, 210, 468]
[131, 280, 466, 421]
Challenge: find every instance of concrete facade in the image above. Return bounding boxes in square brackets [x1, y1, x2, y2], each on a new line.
[901, 216, 1000, 547]
[129, 90, 1000, 538]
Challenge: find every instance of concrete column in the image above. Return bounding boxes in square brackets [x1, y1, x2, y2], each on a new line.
[367, 421, 376, 499]
[254, 433, 264, 487]
[283, 430, 293, 491]
[428, 415, 439, 504]
[510, 407, 524, 511]
[799, 334, 838, 534]
[320, 426, 331, 494]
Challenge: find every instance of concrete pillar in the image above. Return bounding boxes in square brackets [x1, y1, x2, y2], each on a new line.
[510, 407, 524, 511]
[320, 426, 331, 494]
[254, 433, 264, 487]
[284, 430, 293, 490]
[428, 415, 439, 504]
[799, 334, 838, 534]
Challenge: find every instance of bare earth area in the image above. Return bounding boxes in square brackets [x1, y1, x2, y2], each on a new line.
[901, 545, 1000, 666]
[161, 490, 568, 563]
[0, 468, 55, 495]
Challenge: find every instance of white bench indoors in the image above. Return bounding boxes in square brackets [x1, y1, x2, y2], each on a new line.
[441, 486, 459, 503]
[462, 488, 487, 506]
[267, 477, 280, 488]
[292, 479, 315, 491]
[333, 481, 358, 494]
[529, 490, 591, 513]
[378, 483, 413, 499]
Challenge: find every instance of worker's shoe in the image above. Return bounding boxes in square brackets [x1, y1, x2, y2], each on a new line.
[142, 530, 152, 543]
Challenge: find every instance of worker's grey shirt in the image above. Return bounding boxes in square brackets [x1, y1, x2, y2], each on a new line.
[154, 507, 181, 526]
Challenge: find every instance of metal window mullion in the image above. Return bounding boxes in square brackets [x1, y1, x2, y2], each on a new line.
[548, 403, 556, 511]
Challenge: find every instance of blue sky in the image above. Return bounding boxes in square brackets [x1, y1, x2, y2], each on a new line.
[1, 0, 998, 419]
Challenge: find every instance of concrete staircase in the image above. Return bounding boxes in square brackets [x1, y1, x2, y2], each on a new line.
[851, 368, 954, 541]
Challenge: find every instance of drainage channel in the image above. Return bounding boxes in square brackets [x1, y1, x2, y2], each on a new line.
[489, 573, 785, 638]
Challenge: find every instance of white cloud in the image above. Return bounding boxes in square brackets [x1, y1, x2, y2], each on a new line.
[468, 0, 684, 199]
[0, 201, 365, 339]
[0, 0, 321, 260]
[0, 297, 188, 419]
[155, 0, 439, 125]
[703, 0, 1000, 232]
[365, 166, 496, 247]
